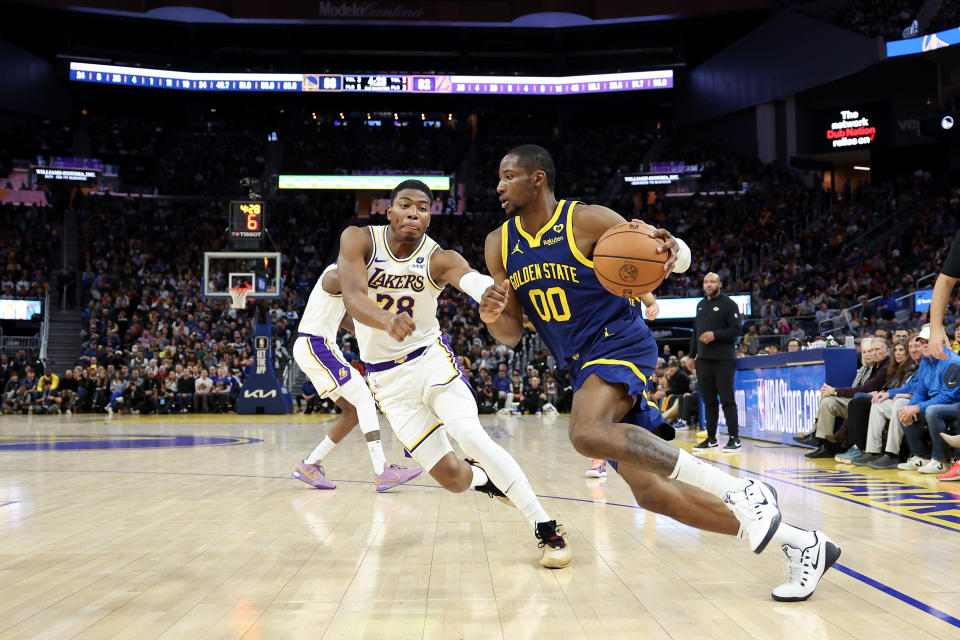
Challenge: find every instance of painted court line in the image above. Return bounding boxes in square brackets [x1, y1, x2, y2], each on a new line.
[699, 457, 960, 534]
[1, 465, 958, 631]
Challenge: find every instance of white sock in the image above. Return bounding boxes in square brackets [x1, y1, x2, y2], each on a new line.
[470, 464, 489, 488]
[305, 436, 336, 464]
[669, 448, 748, 499]
[770, 522, 816, 550]
[367, 440, 387, 475]
[448, 417, 549, 527]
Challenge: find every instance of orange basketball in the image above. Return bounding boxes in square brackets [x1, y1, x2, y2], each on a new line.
[593, 221, 668, 297]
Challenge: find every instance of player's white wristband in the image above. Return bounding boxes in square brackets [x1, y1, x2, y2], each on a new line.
[459, 271, 496, 304]
[673, 237, 691, 274]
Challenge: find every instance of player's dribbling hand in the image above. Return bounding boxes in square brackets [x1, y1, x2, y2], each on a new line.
[480, 280, 510, 323]
[640, 222, 679, 273]
[928, 325, 952, 360]
[386, 313, 416, 342]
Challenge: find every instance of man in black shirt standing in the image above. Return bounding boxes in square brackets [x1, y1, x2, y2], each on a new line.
[690, 272, 743, 451]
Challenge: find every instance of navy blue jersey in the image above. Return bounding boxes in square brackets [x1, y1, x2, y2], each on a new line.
[501, 199, 654, 367]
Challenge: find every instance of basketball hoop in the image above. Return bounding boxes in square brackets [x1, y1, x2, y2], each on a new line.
[228, 284, 252, 310]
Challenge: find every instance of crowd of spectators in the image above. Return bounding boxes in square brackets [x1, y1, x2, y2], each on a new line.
[3, 108, 960, 423]
[0, 203, 58, 301]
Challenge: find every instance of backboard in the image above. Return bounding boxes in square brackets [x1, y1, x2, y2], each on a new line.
[203, 252, 283, 299]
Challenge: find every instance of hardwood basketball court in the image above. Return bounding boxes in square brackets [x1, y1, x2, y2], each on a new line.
[0, 413, 957, 639]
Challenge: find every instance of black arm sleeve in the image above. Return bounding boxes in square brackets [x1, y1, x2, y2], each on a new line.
[713, 299, 742, 341]
[942, 229, 960, 278]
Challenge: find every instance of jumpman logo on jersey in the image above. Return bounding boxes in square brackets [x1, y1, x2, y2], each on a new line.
[512, 240, 524, 255]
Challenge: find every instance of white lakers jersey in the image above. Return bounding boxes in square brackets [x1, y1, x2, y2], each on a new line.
[354, 225, 443, 364]
[297, 264, 345, 338]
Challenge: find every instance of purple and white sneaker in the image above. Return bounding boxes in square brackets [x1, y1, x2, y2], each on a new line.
[292, 460, 336, 490]
[374, 464, 423, 492]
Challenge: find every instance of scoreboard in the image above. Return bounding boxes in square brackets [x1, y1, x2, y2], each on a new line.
[70, 63, 673, 95]
[230, 201, 266, 249]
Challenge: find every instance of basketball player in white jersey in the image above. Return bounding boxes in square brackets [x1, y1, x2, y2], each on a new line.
[338, 180, 572, 568]
[292, 264, 423, 492]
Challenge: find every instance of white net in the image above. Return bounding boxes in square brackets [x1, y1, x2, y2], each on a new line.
[228, 286, 252, 310]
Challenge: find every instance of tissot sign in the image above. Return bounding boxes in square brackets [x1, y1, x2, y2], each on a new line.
[825, 109, 876, 149]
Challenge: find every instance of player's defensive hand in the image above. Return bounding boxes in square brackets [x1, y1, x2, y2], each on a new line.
[480, 280, 510, 323]
[928, 325, 952, 360]
[386, 313, 416, 342]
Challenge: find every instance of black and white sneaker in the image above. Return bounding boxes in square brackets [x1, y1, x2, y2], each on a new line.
[771, 531, 841, 601]
[535, 520, 573, 568]
[465, 458, 515, 508]
[723, 479, 781, 554]
[693, 438, 718, 450]
[723, 437, 742, 452]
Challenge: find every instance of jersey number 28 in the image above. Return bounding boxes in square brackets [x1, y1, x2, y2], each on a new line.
[376, 293, 415, 317]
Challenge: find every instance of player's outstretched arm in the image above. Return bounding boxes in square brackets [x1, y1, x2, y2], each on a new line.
[481, 229, 525, 346]
[338, 226, 415, 342]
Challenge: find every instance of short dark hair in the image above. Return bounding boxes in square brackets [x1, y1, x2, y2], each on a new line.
[507, 144, 556, 191]
[390, 179, 433, 204]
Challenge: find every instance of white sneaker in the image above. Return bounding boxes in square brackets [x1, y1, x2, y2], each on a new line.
[723, 479, 781, 554]
[918, 459, 946, 474]
[896, 456, 926, 471]
[772, 531, 841, 602]
[65, 409, 71, 415]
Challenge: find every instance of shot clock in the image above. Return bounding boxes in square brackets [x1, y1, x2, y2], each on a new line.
[230, 201, 266, 249]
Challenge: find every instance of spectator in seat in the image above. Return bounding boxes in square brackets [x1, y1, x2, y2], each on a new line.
[852, 325, 960, 472]
[58, 368, 78, 414]
[493, 366, 511, 409]
[301, 379, 321, 414]
[800, 337, 888, 457]
[478, 381, 497, 414]
[832, 337, 919, 463]
[661, 360, 692, 424]
[91, 368, 110, 412]
[160, 372, 178, 414]
[177, 368, 195, 413]
[2, 371, 20, 414]
[194, 368, 213, 413]
[787, 338, 802, 352]
[521, 375, 547, 414]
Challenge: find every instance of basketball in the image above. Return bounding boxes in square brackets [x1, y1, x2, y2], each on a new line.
[593, 221, 668, 297]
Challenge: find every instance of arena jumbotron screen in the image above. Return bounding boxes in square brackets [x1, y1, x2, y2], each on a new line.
[69, 62, 673, 95]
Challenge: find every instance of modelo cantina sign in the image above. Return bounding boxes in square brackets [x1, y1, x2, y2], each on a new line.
[825, 110, 876, 148]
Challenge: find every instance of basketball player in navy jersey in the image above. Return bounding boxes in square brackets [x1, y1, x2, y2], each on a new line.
[480, 145, 839, 601]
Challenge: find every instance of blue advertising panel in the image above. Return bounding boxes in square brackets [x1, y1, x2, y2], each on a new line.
[237, 324, 292, 414]
[914, 288, 933, 312]
[886, 27, 960, 58]
[705, 349, 858, 444]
